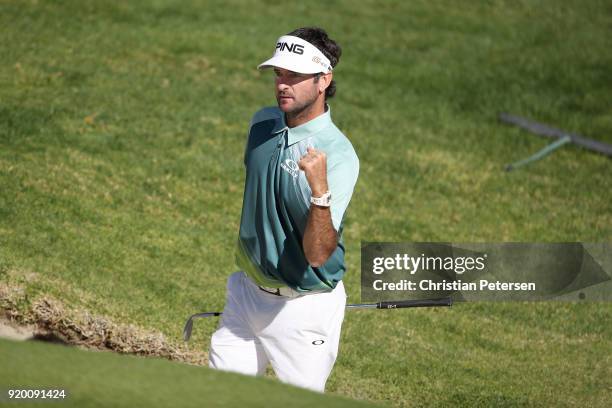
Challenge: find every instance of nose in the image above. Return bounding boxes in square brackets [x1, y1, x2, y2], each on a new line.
[276, 77, 289, 93]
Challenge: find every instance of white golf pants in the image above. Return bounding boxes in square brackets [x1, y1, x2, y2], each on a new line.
[209, 271, 346, 392]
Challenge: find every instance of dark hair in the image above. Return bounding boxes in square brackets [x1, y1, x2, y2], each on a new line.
[287, 27, 342, 99]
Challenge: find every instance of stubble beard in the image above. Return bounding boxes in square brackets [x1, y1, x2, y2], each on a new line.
[278, 91, 320, 123]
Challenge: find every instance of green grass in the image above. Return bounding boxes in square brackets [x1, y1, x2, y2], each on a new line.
[1, 0, 611, 407]
[0, 338, 377, 407]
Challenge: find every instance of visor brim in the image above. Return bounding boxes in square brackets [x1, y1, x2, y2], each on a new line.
[257, 56, 326, 74]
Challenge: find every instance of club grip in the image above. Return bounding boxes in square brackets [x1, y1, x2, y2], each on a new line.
[377, 297, 452, 309]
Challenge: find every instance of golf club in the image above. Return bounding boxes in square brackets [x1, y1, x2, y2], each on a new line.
[183, 297, 452, 341]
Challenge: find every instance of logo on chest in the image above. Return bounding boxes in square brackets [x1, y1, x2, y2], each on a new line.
[281, 159, 299, 179]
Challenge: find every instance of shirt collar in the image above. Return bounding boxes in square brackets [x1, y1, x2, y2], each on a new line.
[278, 105, 332, 146]
[271, 114, 287, 135]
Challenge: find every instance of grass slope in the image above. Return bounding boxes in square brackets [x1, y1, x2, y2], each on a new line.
[0, 338, 377, 407]
[1, 0, 611, 407]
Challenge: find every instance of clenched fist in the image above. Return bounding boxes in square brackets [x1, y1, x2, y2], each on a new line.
[298, 147, 329, 197]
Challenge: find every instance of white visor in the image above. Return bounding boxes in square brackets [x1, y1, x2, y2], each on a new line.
[257, 35, 333, 74]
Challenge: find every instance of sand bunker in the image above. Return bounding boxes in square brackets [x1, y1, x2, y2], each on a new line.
[0, 282, 206, 365]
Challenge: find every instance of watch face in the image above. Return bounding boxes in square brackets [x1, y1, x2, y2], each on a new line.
[311, 192, 331, 206]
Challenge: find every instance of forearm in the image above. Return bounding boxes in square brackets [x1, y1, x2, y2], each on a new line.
[298, 146, 338, 266]
[303, 204, 338, 267]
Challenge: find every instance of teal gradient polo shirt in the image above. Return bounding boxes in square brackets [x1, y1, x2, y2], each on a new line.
[236, 106, 359, 292]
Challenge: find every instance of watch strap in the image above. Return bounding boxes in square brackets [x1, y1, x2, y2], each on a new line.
[310, 191, 331, 207]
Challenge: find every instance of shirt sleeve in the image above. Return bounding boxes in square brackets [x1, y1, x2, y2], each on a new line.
[243, 115, 256, 167]
[243, 129, 250, 167]
[327, 151, 359, 231]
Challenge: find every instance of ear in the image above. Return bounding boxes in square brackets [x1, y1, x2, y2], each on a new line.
[318, 72, 333, 94]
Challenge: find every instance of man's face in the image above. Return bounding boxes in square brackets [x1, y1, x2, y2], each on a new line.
[274, 67, 320, 114]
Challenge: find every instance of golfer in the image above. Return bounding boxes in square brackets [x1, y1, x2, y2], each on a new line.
[208, 27, 359, 393]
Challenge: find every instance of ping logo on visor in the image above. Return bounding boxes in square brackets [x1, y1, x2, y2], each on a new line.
[276, 42, 304, 55]
[258, 35, 333, 74]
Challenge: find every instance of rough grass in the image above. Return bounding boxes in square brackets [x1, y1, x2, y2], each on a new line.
[1, 0, 611, 407]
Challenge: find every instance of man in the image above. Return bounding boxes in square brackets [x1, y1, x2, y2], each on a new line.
[208, 27, 359, 393]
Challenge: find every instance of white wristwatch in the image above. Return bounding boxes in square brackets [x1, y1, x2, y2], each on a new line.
[310, 191, 332, 207]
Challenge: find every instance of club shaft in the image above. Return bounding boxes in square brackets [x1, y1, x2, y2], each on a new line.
[352, 297, 453, 309]
[183, 297, 452, 341]
[192, 297, 452, 316]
